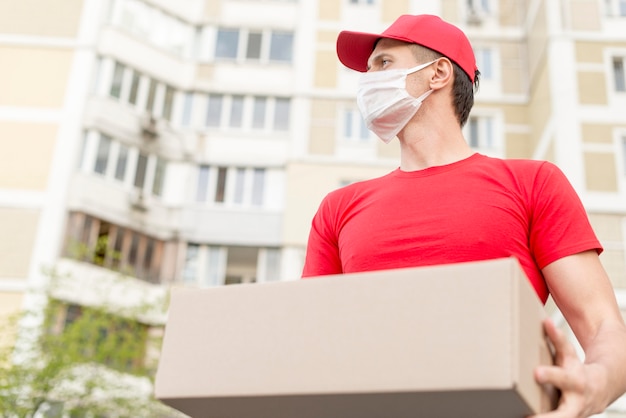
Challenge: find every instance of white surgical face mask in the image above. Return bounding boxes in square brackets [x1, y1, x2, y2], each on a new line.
[357, 60, 436, 143]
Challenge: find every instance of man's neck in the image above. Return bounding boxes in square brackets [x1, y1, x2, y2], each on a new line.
[397, 122, 474, 171]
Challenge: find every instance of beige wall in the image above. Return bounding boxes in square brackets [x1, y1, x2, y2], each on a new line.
[584, 152, 618, 192]
[527, 1, 548, 81]
[0, 208, 40, 278]
[0, 0, 83, 37]
[204, 0, 221, 19]
[506, 133, 532, 159]
[578, 72, 608, 105]
[382, 0, 410, 23]
[500, 41, 525, 95]
[581, 123, 617, 144]
[588, 214, 626, 288]
[568, 0, 601, 31]
[0, 46, 73, 108]
[314, 51, 338, 88]
[528, 62, 551, 155]
[575, 41, 605, 63]
[309, 99, 337, 155]
[0, 122, 58, 190]
[319, 0, 341, 21]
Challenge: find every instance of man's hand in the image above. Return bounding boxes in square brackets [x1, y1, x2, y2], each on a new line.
[528, 318, 605, 417]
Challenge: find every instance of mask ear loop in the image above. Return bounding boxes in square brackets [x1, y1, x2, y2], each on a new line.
[406, 59, 438, 75]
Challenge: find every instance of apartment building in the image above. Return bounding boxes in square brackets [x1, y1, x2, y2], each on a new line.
[1, 0, 625, 415]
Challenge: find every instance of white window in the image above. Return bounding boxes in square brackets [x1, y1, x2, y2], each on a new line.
[613, 57, 626, 92]
[465, 115, 502, 157]
[206, 94, 223, 127]
[196, 165, 210, 202]
[182, 243, 200, 284]
[605, 0, 626, 16]
[214, 28, 294, 64]
[229, 95, 245, 128]
[343, 109, 370, 142]
[110, 62, 125, 99]
[128, 70, 140, 105]
[114, 0, 193, 57]
[152, 157, 166, 196]
[349, 0, 375, 4]
[134, 152, 148, 190]
[94, 134, 112, 175]
[251, 168, 265, 206]
[215, 28, 239, 59]
[468, 0, 492, 14]
[205, 94, 290, 131]
[622, 137, 626, 177]
[273, 97, 291, 131]
[80, 130, 166, 197]
[246, 31, 263, 60]
[115, 144, 129, 181]
[162, 86, 175, 121]
[475, 48, 494, 80]
[181, 92, 194, 127]
[195, 166, 267, 207]
[252, 96, 267, 129]
[269, 31, 294, 62]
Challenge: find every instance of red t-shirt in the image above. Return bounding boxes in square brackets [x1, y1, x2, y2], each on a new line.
[302, 154, 602, 303]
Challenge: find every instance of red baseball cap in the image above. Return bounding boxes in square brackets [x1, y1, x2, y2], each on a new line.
[336, 14, 477, 82]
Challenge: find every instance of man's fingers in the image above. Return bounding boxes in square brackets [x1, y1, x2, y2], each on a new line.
[543, 318, 578, 364]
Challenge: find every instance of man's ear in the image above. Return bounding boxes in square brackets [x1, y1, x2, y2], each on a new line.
[430, 58, 454, 90]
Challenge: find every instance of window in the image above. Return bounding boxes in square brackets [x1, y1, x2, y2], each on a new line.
[229, 95, 245, 128]
[64, 213, 164, 283]
[349, 0, 375, 4]
[215, 28, 239, 59]
[269, 31, 294, 62]
[468, 0, 491, 14]
[115, 144, 128, 181]
[252, 96, 267, 129]
[195, 165, 268, 207]
[251, 168, 265, 206]
[214, 28, 294, 64]
[94, 134, 112, 175]
[215, 167, 227, 203]
[182, 243, 200, 283]
[110, 62, 125, 98]
[344, 109, 370, 142]
[234, 168, 246, 204]
[475, 48, 494, 80]
[614, 57, 626, 92]
[162, 86, 175, 121]
[181, 92, 193, 126]
[605, 0, 626, 16]
[467, 116, 495, 150]
[274, 98, 291, 131]
[152, 157, 166, 196]
[145, 79, 157, 113]
[206, 94, 223, 127]
[134, 153, 148, 189]
[128, 70, 140, 105]
[246, 31, 262, 59]
[196, 165, 210, 202]
[115, 0, 193, 57]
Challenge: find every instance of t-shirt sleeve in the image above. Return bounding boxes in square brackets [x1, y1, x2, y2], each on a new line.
[301, 194, 343, 278]
[529, 162, 603, 269]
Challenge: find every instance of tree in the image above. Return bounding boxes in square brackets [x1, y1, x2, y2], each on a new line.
[0, 261, 186, 418]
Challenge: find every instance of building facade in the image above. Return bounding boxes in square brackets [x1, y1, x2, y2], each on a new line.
[1, 0, 625, 415]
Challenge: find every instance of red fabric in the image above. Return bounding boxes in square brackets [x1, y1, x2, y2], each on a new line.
[302, 154, 602, 303]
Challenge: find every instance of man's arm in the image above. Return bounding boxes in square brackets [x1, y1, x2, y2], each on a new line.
[531, 250, 626, 417]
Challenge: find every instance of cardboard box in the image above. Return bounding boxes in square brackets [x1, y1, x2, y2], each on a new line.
[155, 258, 557, 417]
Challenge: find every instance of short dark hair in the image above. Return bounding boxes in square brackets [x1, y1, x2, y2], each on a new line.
[409, 44, 480, 127]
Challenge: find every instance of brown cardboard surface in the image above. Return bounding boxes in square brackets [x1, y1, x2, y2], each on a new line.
[155, 258, 557, 417]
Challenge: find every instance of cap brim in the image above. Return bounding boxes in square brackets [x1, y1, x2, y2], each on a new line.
[336, 30, 382, 72]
